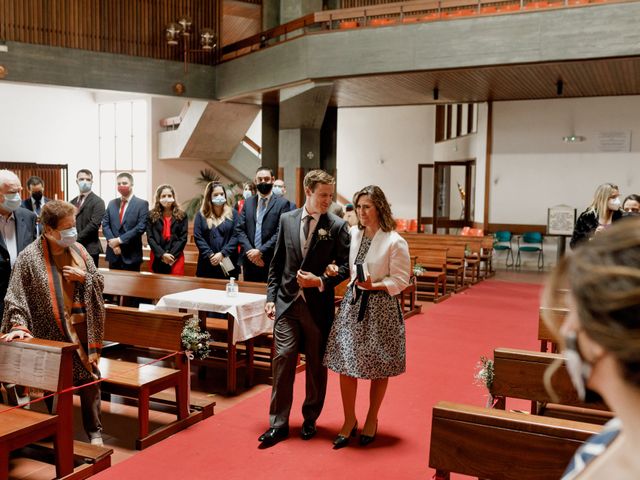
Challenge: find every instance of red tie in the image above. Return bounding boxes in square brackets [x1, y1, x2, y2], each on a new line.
[119, 198, 127, 224]
[77, 195, 85, 210]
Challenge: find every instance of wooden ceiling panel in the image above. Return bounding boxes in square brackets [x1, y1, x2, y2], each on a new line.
[224, 56, 640, 107]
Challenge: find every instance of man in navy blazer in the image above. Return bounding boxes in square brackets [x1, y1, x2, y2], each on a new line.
[101, 172, 148, 271]
[70, 169, 105, 268]
[20, 175, 50, 236]
[0, 170, 37, 319]
[236, 166, 293, 282]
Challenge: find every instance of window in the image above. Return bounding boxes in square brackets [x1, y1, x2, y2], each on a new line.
[435, 103, 478, 142]
[98, 100, 148, 202]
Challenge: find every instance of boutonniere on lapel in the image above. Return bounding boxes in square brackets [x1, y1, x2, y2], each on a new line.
[316, 228, 332, 241]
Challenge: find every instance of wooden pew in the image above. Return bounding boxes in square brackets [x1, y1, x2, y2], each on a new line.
[491, 347, 611, 423]
[0, 338, 112, 479]
[100, 305, 213, 449]
[429, 401, 601, 480]
[410, 247, 450, 302]
[101, 270, 266, 394]
[538, 307, 568, 352]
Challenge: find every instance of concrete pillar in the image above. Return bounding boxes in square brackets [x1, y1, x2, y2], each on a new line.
[262, 0, 281, 30]
[261, 104, 279, 172]
[280, 0, 322, 24]
[278, 82, 333, 203]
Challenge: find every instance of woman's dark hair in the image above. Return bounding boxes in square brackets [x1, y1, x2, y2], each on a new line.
[543, 218, 640, 389]
[201, 182, 232, 223]
[352, 185, 396, 233]
[149, 184, 185, 223]
[623, 194, 640, 208]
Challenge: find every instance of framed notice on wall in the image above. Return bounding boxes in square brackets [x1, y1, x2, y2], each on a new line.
[547, 205, 576, 236]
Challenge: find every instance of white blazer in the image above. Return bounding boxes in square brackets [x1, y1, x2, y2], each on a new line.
[348, 226, 411, 297]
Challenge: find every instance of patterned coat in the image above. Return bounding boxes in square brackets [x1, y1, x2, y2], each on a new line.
[0, 237, 105, 382]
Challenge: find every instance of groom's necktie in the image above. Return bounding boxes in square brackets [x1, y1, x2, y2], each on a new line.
[254, 197, 267, 249]
[302, 215, 314, 256]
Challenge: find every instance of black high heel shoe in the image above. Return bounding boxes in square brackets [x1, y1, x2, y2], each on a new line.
[359, 421, 378, 446]
[332, 421, 358, 450]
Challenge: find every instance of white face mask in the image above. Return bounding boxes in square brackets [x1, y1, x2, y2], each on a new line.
[272, 186, 284, 197]
[243, 190, 252, 200]
[1, 192, 21, 212]
[54, 227, 78, 248]
[160, 197, 174, 207]
[78, 180, 92, 193]
[608, 198, 621, 210]
[212, 194, 226, 206]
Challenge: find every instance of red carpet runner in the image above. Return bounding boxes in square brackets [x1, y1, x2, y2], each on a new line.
[95, 280, 542, 480]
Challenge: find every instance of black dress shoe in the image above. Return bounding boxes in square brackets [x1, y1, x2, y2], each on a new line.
[300, 421, 317, 440]
[332, 421, 358, 450]
[258, 427, 289, 448]
[359, 421, 377, 446]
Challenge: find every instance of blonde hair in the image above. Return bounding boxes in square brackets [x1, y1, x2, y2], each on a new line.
[303, 169, 335, 192]
[201, 182, 232, 228]
[586, 183, 619, 221]
[542, 218, 640, 399]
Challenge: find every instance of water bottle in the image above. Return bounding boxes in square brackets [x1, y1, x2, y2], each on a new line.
[226, 277, 238, 297]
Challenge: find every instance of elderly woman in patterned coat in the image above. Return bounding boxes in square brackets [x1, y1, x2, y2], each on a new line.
[323, 185, 411, 449]
[1, 200, 105, 445]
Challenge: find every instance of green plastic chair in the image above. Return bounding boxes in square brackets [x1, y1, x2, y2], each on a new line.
[516, 232, 544, 270]
[493, 231, 514, 268]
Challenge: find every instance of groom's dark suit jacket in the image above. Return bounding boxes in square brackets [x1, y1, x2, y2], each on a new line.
[267, 208, 350, 336]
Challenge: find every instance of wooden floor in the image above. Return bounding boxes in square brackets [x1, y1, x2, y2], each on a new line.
[6, 268, 545, 479]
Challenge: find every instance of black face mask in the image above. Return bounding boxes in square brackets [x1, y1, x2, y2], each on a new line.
[31, 191, 43, 202]
[256, 183, 273, 195]
[622, 211, 640, 218]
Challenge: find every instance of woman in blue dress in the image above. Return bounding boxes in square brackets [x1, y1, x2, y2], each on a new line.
[193, 182, 239, 279]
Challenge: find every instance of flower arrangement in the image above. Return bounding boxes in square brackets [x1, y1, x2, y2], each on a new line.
[474, 355, 494, 390]
[181, 317, 211, 360]
[316, 228, 332, 241]
[413, 263, 426, 276]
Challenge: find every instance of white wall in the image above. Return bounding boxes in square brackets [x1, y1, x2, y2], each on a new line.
[491, 96, 640, 225]
[337, 105, 435, 219]
[0, 82, 98, 199]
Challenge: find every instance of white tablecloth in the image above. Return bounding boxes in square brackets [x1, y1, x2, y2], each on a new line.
[155, 288, 272, 344]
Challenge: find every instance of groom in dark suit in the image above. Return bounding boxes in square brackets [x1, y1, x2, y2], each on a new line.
[260, 169, 350, 448]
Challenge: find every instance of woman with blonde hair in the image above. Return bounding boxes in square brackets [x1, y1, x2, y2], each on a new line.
[570, 183, 622, 249]
[194, 182, 239, 278]
[147, 184, 188, 275]
[543, 218, 640, 479]
[324, 185, 411, 449]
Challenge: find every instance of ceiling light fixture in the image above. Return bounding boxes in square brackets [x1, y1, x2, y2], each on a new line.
[562, 135, 585, 143]
[165, 16, 216, 74]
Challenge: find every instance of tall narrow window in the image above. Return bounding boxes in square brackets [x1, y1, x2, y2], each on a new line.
[98, 100, 148, 202]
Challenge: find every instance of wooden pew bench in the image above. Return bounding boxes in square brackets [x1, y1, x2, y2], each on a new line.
[491, 347, 611, 424]
[1, 338, 113, 479]
[100, 305, 214, 449]
[101, 269, 266, 394]
[429, 401, 601, 480]
[538, 306, 568, 352]
[410, 247, 450, 302]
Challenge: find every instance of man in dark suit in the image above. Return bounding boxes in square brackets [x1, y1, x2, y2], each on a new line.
[259, 169, 350, 448]
[0, 170, 37, 319]
[101, 172, 148, 271]
[70, 169, 105, 268]
[236, 166, 292, 282]
[20, 175, 49, 236]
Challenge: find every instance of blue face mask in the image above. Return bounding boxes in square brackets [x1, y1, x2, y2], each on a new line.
[55, 227, 78, 248]
[272, 186, 284, 197]
[242, 190, 252, 200]
[78, 180, 92, 193]
[1, 192, 21, 212]
[212, 195, 227, 206]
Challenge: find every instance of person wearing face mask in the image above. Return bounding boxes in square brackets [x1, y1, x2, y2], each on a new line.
[0, 200, 105, 446]
[235, 167, 293, 282]
[101, 172, 149, 272]
[194, 182, 239, 279]
[147, 184, 188, 275]
[21, 175, 49, 236]
[570, 183, 623, 249]
[273, 179, 296, 211]
[237, 182, 256, 215]
[542, 218, 640, 480]
[0, 170, 37, 320]
[70, 169, 105, 268]
[622, 194, 640, 216]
